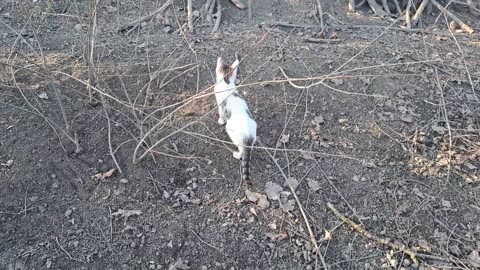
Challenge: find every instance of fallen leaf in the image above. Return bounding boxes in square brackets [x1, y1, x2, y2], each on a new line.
[280, 134, 290, 144]
[38, 92, 49, 100]
[93, 168, 116, 181]
[320, 229, 331, 242]
[413, 187, 425, 199]
[464, 162, 477, 170]
[331, 78, 343, 86]
[449, 244, 461, 256]
[280, 199, 295, 212]
[257, 194, 270, 210]
[431, 123, 447, 134]
[312, 115, 324, 126]
[246, 190, 269, 209]
[284, 177, 299, 190]
[265, 182, 283, 200]
[245, 190, 260, 202]
[395, 201, 410, 216]
[307, 179, 321, 192]
[467, 250, 480, 268]
[416, 239, 431, 252]
[111, 209, 142, 224]
[362, 160, 375, 168]
[400, 114, 414, 123]
[275, 233, 288, 241]
[301, 151, 315, 160]
[169, 258, 190, 270]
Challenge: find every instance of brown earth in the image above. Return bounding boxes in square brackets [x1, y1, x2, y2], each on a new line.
[1, 1, 480, 269]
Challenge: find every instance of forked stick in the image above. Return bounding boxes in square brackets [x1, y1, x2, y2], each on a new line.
[259, 140, 330, 270]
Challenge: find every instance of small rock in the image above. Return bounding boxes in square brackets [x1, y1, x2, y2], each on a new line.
[38, 92, 49, 100]
[65, 209, 72, 218]
[163, 26, 171, 33]
[120, 178, 128, 184]
[441, 199, 451, 208]
[74, 24, 83, 31]
[402, 258, 411, 266]
[192, 10, 200, 17]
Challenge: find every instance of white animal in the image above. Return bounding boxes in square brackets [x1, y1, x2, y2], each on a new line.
[214, 56, 257, 184]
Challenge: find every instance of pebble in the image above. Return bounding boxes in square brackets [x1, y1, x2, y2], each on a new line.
[74, 24, 83, 31]
[65, 209, 72, 218]
[120, 178, 128, 184]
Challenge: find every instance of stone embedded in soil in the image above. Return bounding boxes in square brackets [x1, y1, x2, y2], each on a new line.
[65, 209, 72, 218]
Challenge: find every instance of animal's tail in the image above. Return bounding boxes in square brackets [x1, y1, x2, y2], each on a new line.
[241, 136, 255, 186]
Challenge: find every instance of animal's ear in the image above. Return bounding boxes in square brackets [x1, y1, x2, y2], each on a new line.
[230, 59, 239, 83]
[216, 57, 224, 75]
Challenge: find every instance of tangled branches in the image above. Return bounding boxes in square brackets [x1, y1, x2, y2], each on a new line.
[349, 0, 478, 33]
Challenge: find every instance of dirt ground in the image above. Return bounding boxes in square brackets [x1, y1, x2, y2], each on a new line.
[1, 0, 480, 269]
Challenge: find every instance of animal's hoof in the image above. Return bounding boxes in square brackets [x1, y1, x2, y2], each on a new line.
[218, 118, 226, 125]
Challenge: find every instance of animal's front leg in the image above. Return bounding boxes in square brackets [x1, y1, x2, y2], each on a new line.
[218, 106, 226, 125]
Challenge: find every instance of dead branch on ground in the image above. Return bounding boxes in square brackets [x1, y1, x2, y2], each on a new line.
[327, 202, 470, 267]
[259, 140, 330, 270]
[351, 0, 476, 33]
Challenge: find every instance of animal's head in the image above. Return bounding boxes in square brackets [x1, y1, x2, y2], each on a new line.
[215, 56, 239, 84]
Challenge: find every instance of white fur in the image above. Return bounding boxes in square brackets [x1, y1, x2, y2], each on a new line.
[214, 57, 257, 159]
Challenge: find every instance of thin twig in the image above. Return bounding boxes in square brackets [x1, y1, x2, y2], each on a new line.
[348, 0, 356, 12]
[366, 0, 388, 16]
[207, 0, 216, 22]
[86, 0, 99, 103]
[316, 0, 325, 31]
[248, 0, 252, 20]
[259, 140, 330, 270]
[303, 37, 341, 43]
[406, 0, 412, 28]
[191, 230, 223, 253]
[278, 66, 386, 98]
[431, 0, 474, 33]
[55, 237, 84, 263]
[381, 0, 391, 15]
[103, 98, 123, 174]
[212, 0, 222, 33]
[187, 0, 193, 32]
[393, 0, 402, 14]
[412, 0, 430, 25]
